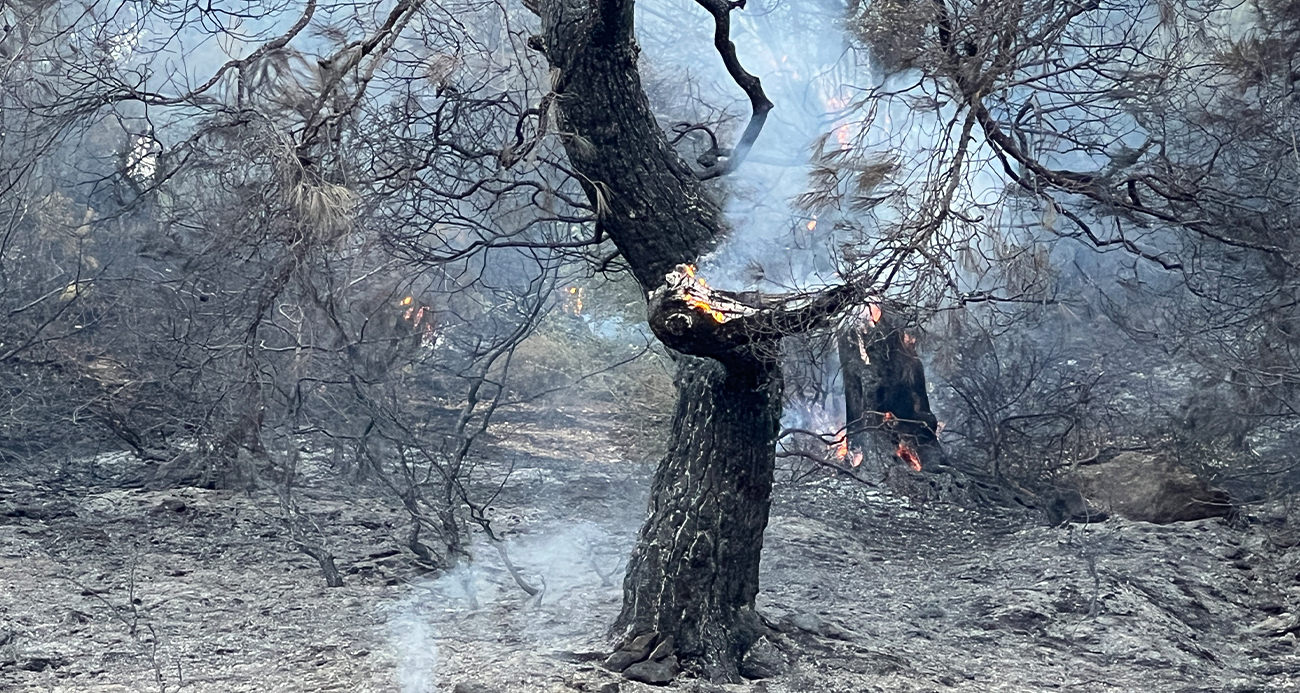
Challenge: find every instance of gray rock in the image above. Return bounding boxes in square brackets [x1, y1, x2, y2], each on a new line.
[604, 631, 659, 672]
[603, 651, 640, 673]
[739, 636, 787, 679]
[623, 632, 658, 659]
[647, 635, 674, 661]
[624, 655, 678, 684]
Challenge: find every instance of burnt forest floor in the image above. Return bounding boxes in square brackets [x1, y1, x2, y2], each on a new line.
[2, 401, 1299, 693]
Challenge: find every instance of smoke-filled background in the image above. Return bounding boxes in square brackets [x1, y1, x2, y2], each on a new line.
[2, 0, 1299, 690]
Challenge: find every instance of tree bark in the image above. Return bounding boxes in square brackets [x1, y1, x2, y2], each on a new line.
[613, 355, 780, 681]
[533, 0, 825, 679]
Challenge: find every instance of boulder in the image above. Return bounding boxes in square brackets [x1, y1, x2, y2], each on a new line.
[1074, 452, 1231, 524]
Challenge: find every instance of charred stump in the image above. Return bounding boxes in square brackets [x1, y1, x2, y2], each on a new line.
[838, 309, 941, 474]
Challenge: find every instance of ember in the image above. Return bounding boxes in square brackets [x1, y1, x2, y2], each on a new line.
[830, 433, 863, 468]
[868, 303, 882, 326]
[896, 440, 922, 471]
[564, 286, 584, 314]
[680, 264, 729, 323]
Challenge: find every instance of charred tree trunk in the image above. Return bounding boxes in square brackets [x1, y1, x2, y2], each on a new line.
[535, 0, 854, 680]
[839, 311, 941, 473]
[611, 355, 780, 681]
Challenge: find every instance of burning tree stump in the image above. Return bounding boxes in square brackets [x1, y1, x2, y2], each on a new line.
[838, 307, 941, 476]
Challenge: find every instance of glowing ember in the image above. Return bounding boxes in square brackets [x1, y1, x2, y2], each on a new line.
[400, 296, 413, 306]
[830, 433, 863, 468]
[681, 265, 728, 323]
[564, 286, 584, 314]
[806, 218, 817, 231]
[896, 441, 922, 471]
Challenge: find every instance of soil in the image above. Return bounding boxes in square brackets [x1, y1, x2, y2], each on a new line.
[1, 403, 1298, 692]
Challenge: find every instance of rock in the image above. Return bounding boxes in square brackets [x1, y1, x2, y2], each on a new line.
[1074, 452, 1232, 523]
[603, 651, 640, 673]
[623, 632, 658, 659]
[155, 498, 187, 513]
[739, 637, 787, 679]
[1041, 488, 1108, 526]
[647, 635, 674, 661]
[604, 632, 658, 672]
[17, 654, 68, 671]
[1250, 613, 1300, 636]
[624, 655, 678, 684]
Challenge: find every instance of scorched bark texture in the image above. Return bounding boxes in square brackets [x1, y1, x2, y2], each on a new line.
[535, 0, 787, 680]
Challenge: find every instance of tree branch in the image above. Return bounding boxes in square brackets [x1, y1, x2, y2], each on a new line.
[693, 0, 773, 179]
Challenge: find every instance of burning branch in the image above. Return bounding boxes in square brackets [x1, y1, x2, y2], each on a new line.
[648, 264, 861, 361]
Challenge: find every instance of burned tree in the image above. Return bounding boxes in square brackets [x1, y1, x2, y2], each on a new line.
[529, 0, 887, 679]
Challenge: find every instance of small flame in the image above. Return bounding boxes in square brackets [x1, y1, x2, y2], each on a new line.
[399, 298, 438, 347]
[681, 265, 727, 323]
[806, 217, 818, 231]
[835, 124, 852, 149]
[868, 303, 882, 326]
[896, 441, 922, 472]
[830, 433, 863, 468]
[564, 286, 584, 314]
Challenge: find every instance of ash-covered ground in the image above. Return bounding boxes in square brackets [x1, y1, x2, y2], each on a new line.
[2, 404, 1298, 692]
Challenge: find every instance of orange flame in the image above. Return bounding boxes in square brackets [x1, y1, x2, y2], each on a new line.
[806, 218, 817, 231]
[564, 286, 584, 314]
[830, 433, 863, 468]
[868, 303, 882, 326]
[399, 297, 438, 347]
[896, 441, 922, 471]
[681, 265, 727, 323]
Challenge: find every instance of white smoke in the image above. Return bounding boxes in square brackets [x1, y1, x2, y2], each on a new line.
[383, 521, 631, 688]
